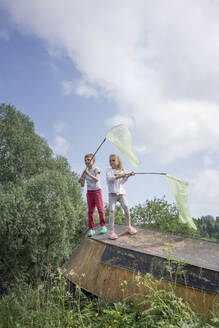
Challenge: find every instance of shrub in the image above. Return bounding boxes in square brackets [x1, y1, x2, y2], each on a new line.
[0, 104, 87, 293]
[130, 196, 199, 237]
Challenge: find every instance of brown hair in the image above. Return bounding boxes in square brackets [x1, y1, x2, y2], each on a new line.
[109, 154, 124, 171]
[85, 154, 95, 162]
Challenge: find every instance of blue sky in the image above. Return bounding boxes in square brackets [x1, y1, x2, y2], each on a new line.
[0, 1, 219, 219]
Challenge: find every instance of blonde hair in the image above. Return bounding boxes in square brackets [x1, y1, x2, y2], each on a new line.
[110, 154, 124, 171]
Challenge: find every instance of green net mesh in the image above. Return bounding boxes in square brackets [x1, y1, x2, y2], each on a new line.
[167, 174, 197, 230]
[106, 124, 140, 167]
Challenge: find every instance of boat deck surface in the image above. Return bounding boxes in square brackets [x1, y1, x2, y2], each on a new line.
[92, 224, 219, 272]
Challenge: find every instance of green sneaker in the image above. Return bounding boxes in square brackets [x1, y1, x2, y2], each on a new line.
[100, 226, 107, 234]
[87, 229, 95, 237]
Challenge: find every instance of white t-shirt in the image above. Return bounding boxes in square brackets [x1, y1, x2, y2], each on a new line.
[84, 167, 101, 190]
[106, 168, 128, 195]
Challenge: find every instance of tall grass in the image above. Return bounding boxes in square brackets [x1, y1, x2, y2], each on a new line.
[0, 271, 218, 328]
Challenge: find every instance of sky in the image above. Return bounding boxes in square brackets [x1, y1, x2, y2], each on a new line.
[0, 0, 219, 219]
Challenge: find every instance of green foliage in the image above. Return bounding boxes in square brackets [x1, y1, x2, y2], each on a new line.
[130, 196, 199, 237]
[196, 215, 219, 241]
[133, 274, 202, 327]
[0, 103, 54, 185]
[0, 104, 87, 293]
[0, 274, 216, 328]
[0, 274, 74, 328]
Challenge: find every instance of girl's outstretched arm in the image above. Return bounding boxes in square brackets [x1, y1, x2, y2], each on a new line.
[115, 173, 126, 179]
[115, 171, 135, 179]
[126, 171, 135, 177]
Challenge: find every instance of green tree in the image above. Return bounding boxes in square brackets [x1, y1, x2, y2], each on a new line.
[196, 215, 219, 241]
[130, 196, 199, 237]
[0, 104, 87, 293]
[206, 216, 215, 238]
[0, 104, 54, 185]
[215, 220, 219, 241]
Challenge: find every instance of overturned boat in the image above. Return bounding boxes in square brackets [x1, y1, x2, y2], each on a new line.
[62, 224, 219, 315]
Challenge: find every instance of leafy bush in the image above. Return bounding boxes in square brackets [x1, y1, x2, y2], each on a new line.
[0, 103, 54, 185]
[133, 273, 201, 327]
[130, 196, 199, 237]
[0, 273, 215, 328]
[196, 215, 219, 241]
[0, 104, 87, 293]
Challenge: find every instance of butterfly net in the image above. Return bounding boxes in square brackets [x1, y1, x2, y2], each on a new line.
[106, 124, 140, 167]
[167, 174, 197, 230]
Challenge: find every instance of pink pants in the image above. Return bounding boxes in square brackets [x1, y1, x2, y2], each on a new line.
[86, 189, 106, 229]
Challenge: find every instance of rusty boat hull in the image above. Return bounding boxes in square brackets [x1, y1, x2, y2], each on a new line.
[62, 224, 219, 314]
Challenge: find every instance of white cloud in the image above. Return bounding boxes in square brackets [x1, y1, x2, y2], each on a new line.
[62, 78, 98, 98]
[2, 0, 219, 163]
[193, 169, 219, 203]
[106, 115, 134, 128]
[134, 144, 148, 155]
[1, 0, 219, 216]
[53, 136, 69, 156]
[53, 121, 66, 133]
[203, 155, 213, 167]
[62, 80, 73, 96]
[74, 79, 98, 98]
